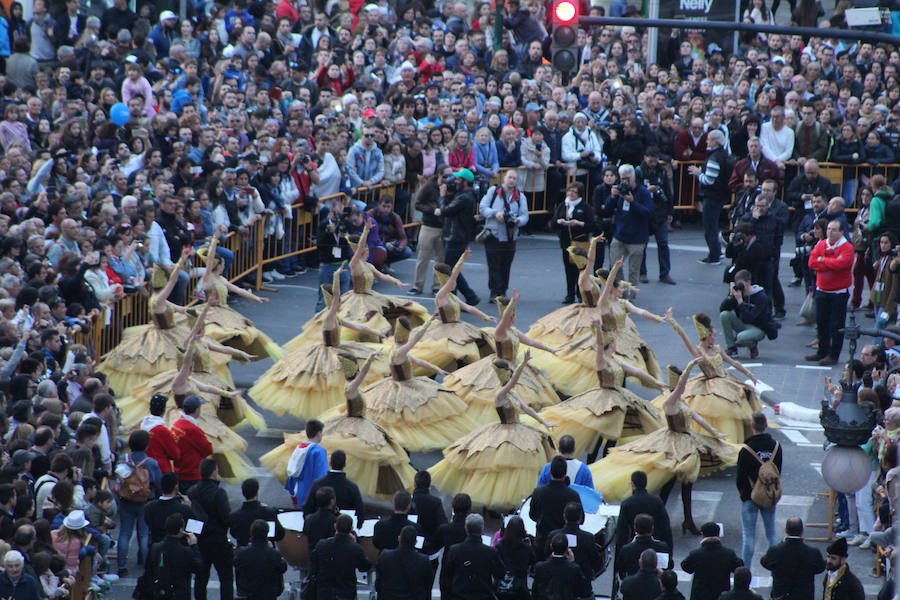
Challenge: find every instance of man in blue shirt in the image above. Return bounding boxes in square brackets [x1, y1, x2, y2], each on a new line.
[537, 435, 593, 487]
[606, 164, 654, 286]
[285, 419, 328, 507]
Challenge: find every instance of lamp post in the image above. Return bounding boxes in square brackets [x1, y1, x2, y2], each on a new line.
[819, 311, 878, 494]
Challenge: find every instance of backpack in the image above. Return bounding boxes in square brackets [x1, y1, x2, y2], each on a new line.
[119, 456, 152, 503]
[744, 441, 781, 508]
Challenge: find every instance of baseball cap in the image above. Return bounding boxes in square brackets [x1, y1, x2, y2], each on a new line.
[183, 395, 207, 413]
[451, 168, 475, 183]
[525, 102, 541, 112]
[12, 449, 37, 467]
[362, 108, 376, 118]
[159, 10, 177, 22]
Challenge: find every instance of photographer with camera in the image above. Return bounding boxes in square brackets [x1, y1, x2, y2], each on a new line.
[435, 168, 480, 305]
[636, 147, 676, 285]
[725, 223, 767, 288]
[478, 170, 529, 300]
[792, 192, 828, 286]
[719, 269, 777, 359]
[689, 129, 730, 266]
[314, 200, 353, 311]
[605, 164, 653, 286]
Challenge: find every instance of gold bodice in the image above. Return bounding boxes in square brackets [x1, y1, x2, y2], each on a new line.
[597, 361, 624, 388]
[204, 276, 229, 307]
[665, 409, 690, 433]
[580, 281, 601, 307]
[699, 345, 727, 378]
[437, 296, 461, 323]
[351, 263, 375, 293]
[494, 333, 518, 361]
[322, 323, 341, 347]
[346, 390, 366, 417]
[496, 401, 519, 424]
[390, 352, 413, 381]
[601, 299, 628, 332]
[151, 305, 175, 330]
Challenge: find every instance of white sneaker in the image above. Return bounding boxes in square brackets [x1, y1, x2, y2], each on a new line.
[262, 272, 274, 282]
[858, 538, 873, 550]
[848, 534, 867, 546]
[101, 573, 120, 582]
[835, 529, 855, 539]
[270, 270, 286, 280]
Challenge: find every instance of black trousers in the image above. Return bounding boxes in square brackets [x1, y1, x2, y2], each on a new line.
[484, 237, 516, 298]
[563, 248, 580, 300]
[815, 290, 849, 361]
[443, 240, 478, 301]
[195, 538, 234, 600]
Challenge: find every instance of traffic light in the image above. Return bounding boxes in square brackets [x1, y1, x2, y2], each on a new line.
[551, 0, 578, 77]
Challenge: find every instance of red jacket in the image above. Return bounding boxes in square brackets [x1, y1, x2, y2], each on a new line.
[808, 237, 854, 292]
[171, 416, 213, 482]
[674, 130, 708, 162]
[143, 419, 180, 473]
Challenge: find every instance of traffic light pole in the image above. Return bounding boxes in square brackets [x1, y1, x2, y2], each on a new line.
[578, 16, 900, 46]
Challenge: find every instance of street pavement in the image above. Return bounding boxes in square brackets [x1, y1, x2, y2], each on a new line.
[104, 224, 890, 599]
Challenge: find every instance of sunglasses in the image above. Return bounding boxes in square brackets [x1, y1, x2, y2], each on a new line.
[363, 133, 375, 138]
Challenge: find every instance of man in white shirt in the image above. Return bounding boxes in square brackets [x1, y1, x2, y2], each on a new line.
[759, 106, 794, 168]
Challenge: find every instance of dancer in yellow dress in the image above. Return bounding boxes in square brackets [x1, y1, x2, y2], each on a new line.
[248, 265, 389, 419]
[444, 289, 560, 424]
[429, 351, 556, 511]
[284, 221, 428, 350]
[261, 352, 415, 500]
[538, 319, 664, 461]
[322, 316, 477, 451]
[118, 306, 264, 431]
[195, 237, 282, 361]
[659, 310, 760, 444]
[590, 359, 737, 534]
[99, 248, 252, 394]
[409, 248, 495, 370]
[121, 310, 255, 481]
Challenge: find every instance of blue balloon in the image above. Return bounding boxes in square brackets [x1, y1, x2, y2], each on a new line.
[110, 103, 130, 126]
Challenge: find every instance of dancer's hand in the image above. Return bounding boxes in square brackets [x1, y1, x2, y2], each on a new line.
[715, 432, 728, 440]
[512, 289, 521, 301]
[257, 296, 270, 303]
[437, 368, 450, 376]
[463, 247, 472, 260]
[614, 257, 624, 268]
[229, 389, 243, 398]
[381, 326, 392, 337]
[523, 350, 532, 363]
[543, 420, 557, 429]
[483, 315, 497, 323]
[664, 307, 673, 320]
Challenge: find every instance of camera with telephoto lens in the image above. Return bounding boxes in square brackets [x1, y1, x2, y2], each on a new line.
[889, 248, 900, 257]
[444, 173, 458, 196]
[733, 282, 745, 292]
[616, 183, 632, 196]
[337, 205, 353, 233]
[731, 232, 745, 245]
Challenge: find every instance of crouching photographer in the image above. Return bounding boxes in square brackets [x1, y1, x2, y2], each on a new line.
[719, 269, 778, 359]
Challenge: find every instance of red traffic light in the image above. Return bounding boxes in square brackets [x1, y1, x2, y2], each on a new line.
[554, 0, 577, 23]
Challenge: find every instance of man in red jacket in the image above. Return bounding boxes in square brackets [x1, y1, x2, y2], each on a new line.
[806, 219, 854, 366]
[140, 394, 180, 473]
[171, 395, 213, 494]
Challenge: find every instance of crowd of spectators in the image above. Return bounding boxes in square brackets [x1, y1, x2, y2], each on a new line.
[0, 0, 898, 596]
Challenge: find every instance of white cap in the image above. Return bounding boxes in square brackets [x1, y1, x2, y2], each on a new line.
[160, 10, 177, 21]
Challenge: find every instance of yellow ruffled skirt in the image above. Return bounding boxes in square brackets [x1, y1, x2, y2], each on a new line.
[98, 325, 236, 396]
[118, 369, 265, 432]
[538, 387, 662, 457]
[248, 342, 387, 419]
[429, 421, 555, 511]
[651, 376, 761, 444]
[526, 303, 601, 349]
[191, 305, 282, 361]
[409, 320, 495, 371]
[284, 291, 429, 351]
[443, 357, 559, 425]
[589, 427, 738, 502]
[319, 377, 477, 452]
[261, 419, 415, 500]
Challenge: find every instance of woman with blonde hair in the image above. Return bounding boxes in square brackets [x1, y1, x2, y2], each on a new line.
[448, 128, 475, 172]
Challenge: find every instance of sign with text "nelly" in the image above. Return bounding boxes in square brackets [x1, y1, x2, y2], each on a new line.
[659, 0, 737, 51]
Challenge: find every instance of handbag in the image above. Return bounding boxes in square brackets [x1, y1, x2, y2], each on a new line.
[800, 290, 816, 322]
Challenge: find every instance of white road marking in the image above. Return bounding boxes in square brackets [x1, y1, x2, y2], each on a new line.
[810, 462, 822, 476]
[272, 283, 438, 301]
[780, 429, 812, 445]
[795, 365, 834, 370]
[692, 490, 724, 502]
[778, 494, 816, 507]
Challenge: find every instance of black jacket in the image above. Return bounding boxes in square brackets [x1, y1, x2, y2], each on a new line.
[621, 567, 662, 600]
[187, 478, 231, 541]
[144, 497, 195, 545]
[496, 539, 536, 593]
[680, 539, 743, 600]
[616, 489, 673, 556]
[724, 237, 768, 287]
[373, 513, 421, 551]
[532, 555, 592, 600]
[717, 589, 764, 600]
[529, 480, 581, 541]
[234, 540, 287, 600]
[301, 471, 365, 523]
[719, 285, 777, 339]
[433, 514, 469, 594]
[636, 162, 674, 227]
[316, 219, 353, 263]
[736, 432, 783, 502]
[375, 544, 434, 600]
[444, 536, 505, 600]
[741, 210, 779, 259]
[302, 507, 337, 554]
[411, 487, 447, 542]
[552, 200, 596, 248]
[441, 189, 476, 243]
[823, 567, 865, 600]
[229, 500, 285, 547]
[617, 535, 671, 578]
[309, 533, 372, 600]
[147, 536, 203, 600]
[759, 538, 825, 600]
[156, 211, 192, 264]
[547, 523, 604, 580]
[414, 182, 443, 229]
[785, 174, 834, 212]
